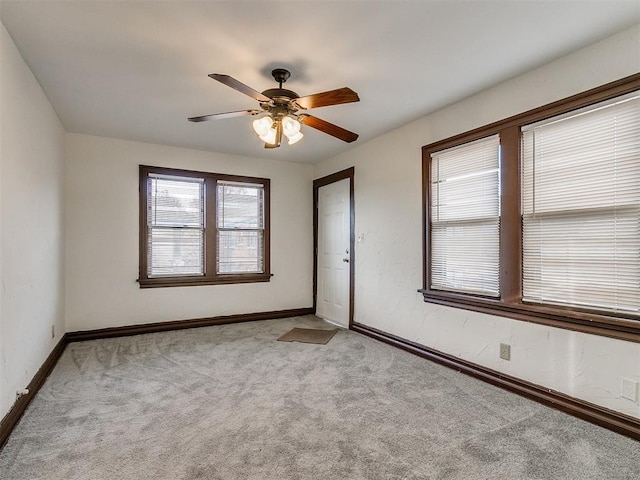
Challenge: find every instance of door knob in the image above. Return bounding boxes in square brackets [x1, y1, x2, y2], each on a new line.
[342, 258, 349, 263]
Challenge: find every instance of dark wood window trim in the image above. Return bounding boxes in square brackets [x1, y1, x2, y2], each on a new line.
[139, 165, 271, 288]
[420, 73, 640, 343]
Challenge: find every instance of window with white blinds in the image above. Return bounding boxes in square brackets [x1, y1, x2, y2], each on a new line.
[217, 181, 265, 274]
[430, 135, 501, 296]
[522, 91, 640, 314]
[139, 166, 270, 287]
[422, 76, 640, 339]
[147, 174, 204, 277]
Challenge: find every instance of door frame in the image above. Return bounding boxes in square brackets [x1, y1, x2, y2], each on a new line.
[313, 167, 355, 328]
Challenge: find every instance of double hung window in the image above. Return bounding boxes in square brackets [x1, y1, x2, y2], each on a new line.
[522, 92, 640, 315]
[139, 166, 270, 287]
[421, 74, 640, 340]
[430, 135, 500, 297]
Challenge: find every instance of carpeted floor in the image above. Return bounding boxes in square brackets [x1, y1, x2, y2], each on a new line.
[1, 315, 638, 479]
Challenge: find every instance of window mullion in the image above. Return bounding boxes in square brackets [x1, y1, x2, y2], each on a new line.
[499, 126, 522, 303]
[205, 177, 218, 277]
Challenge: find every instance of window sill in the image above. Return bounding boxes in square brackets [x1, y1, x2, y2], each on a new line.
[418, 289, 640, 343]
[139, 273, 273, 288]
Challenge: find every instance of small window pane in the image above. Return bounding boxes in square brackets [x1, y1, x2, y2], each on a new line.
[149, 227, 204, 276]
[217, 230, 263, 274]
[431, 221, 500, 296]
[217, 182, 264, 229]
[148, 176, 204, 227]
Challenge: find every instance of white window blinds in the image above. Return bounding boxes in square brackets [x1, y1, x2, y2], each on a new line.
[430, 135, 501, 296]
[217, 181, 265, 274]
[522, 91, 640, 314]
[147, 174, 205, 277]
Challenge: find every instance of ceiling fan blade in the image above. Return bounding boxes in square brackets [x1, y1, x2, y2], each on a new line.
[188, 109, 260, 122]
[299, 115, 359, 143]
[295, 87, 360, 110]
[209, 74, 271, 102]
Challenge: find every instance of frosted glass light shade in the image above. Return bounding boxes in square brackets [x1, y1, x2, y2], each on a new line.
[287, 132, 303, 145]
[282, 116, 301, 138]
[259, 128, 277, 145]
[253, 116, 273, 136]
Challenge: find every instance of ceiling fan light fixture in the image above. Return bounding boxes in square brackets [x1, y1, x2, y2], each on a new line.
[287, 131, 304, 145]
[282, 115, 301, 137]
[259, 126, 277, 145]
[252, 115, 274, 137]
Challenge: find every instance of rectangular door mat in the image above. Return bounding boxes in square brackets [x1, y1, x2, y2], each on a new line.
[277, 328, 338, 345]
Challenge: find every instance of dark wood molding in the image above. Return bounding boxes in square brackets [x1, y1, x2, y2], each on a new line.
[422, 73, 640, 154]
[313, 167, 356, 190]
[420, 73, 640, 340]
[418, 291, 640, 343]
[138, 273, 273, 288]
[0, 336, 68, 449]
[421, 145, 430, 291]
[66, 307, 314, 342]
[498, 125, 522, 304]
[313, 167, 355, 327]
[352, 322, 640, 440]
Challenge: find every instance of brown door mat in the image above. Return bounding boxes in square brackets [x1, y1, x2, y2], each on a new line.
[277, 328, 338, 345]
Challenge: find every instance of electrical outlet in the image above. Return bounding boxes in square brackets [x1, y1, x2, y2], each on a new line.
[499, 343, 511, 361]
[16, 389, 29, 399]
[621, 378, 638, 402]
[51, 325, 55, 339]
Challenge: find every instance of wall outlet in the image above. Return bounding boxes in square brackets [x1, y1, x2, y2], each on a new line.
[51, 325, 55, 339]
[621, 378, 638, 402]
[16, 388, 29, 399]
[499, 343, 511, 361]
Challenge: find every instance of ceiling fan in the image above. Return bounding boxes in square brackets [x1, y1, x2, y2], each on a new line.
[188, 68, 360, 149]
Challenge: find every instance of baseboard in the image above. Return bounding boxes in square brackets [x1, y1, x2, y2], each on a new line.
[1, 307, 314, 449]
[66, 307, 314, 342]
[0, 335, 68, 449]
[351, 322, 640, 440]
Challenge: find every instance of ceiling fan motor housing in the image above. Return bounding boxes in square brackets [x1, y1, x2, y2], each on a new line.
[261, 69, 300, 118]
[261, 68, 300, 117]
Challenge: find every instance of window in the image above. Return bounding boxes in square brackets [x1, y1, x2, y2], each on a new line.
[421, 73, 640, 341]
[139, 166, 270, 287]
[430, 135, 501, 297]
[217, 181, 265, 274]
[522, 92, 640, 315]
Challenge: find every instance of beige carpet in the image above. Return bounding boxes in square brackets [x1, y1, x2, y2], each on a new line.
[1, 315, 638, 479]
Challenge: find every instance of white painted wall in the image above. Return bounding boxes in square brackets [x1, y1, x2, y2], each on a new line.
[314, 25, 640, 418]
[0, 23, 66, 419]
[65, 134, 313, 331]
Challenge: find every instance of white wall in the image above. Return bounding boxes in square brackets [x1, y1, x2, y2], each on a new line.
[0, 23, 66, 419]
[314, 25, 640, 418]
[65, 134, 313, 331]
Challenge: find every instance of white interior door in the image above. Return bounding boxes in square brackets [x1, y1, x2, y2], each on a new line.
[316, 178, 351, 328]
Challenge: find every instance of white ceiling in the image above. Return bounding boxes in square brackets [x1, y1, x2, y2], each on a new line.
[1, 1, 638, 164]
